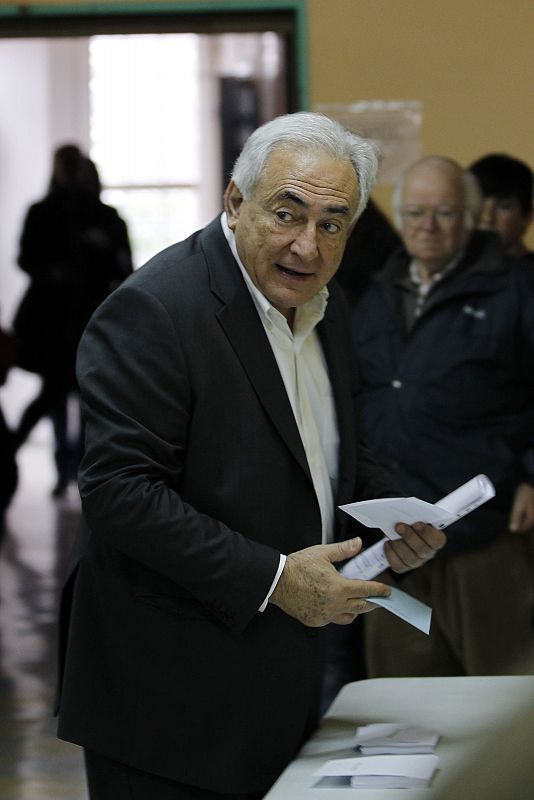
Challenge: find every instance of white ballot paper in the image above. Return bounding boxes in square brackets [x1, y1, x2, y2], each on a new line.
[368, 586, 432, 634]
[313, 754, 439, 789]
[353, 723, 440, 754]
[340, 474, 495, 581]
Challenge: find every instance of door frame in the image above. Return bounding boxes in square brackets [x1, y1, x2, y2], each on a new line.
[0, 1, 309, 110]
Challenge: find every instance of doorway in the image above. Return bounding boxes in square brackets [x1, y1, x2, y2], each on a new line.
[0, 2, 306, 429]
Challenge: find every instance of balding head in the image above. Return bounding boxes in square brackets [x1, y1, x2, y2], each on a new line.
[393, 157, 481, 277]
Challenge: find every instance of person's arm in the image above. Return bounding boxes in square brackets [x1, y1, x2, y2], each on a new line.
[18, 202, 69, 283]
[77, 284, 281, 635]
[18, 204, 47, 278]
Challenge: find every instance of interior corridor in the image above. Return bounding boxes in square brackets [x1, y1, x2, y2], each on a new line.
[0, 440, 87, 799]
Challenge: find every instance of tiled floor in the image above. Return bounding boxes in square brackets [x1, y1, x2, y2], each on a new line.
[0, 441, 87, 799]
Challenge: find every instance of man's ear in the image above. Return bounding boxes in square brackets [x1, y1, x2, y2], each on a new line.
[224, 181, 244, 230]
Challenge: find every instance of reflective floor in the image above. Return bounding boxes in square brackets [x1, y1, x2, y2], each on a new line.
[0, 441, 87, 799]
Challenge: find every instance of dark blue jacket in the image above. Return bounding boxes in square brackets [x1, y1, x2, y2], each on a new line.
[351, 231, 534, 553]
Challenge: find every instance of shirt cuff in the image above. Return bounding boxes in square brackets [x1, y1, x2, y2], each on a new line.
[258, 553, 287, 612]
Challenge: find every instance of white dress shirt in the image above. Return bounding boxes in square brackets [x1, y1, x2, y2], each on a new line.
[220, 214, 340, 610]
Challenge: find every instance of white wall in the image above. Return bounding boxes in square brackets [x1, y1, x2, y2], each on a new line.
[0, 38, 90, 427]
[49, 38, 91, 153]
[0, 37, 90, 326]
[0, 39, 49, 327]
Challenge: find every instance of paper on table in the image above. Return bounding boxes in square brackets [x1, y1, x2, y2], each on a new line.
[369, 586, 432, 634]
[313, 754, 439, 789]
[340, 474, 495, 581]
[353, 722, 440, 754]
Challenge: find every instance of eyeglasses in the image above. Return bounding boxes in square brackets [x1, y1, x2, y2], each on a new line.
[400, 207, 464, 226]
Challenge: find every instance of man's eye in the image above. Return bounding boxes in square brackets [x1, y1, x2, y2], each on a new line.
[322, 222, 341, 234]
[401, 208, 423, 221]
[275, 210, 293, 222]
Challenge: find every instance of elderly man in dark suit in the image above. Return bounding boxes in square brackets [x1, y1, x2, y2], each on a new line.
[56, 112, 445, 800]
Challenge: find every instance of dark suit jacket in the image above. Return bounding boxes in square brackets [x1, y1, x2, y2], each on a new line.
[57, 217, 392, 794]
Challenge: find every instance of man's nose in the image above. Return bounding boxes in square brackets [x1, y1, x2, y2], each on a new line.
[420, 210, 439, 231]
[291, 224, 318, 260]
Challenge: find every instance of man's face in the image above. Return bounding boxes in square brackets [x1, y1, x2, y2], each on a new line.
[224, 147, 359, 322]
[478, 195, 533, 255]
[399, 163, 470, 274]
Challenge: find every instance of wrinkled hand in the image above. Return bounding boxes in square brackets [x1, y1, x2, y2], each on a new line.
[509, 483, 534, 532]
[384, 522, 446, 574]
[269, 537, 391, 627]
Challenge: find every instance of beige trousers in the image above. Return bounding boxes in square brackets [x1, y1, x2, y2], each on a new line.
[365, 531, 534, 677]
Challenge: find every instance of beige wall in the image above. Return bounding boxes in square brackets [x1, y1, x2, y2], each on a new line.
[8, 0, 534, 244]
[14, 0, 534, 161]
[308, 0, 534, 245]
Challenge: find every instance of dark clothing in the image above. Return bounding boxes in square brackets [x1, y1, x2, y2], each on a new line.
[84, 749, 264, 800]
[0, 407, 17, 526]
[57, 217, 393, 795]
[14, 188, 132, 380]
[0, 323, 18, 524]
[12, 187, 132, 487]
[335, 199, 401, 304]
[351, 231, 534, 554]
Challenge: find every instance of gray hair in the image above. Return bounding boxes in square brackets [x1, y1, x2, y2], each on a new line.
[392, 156, 482, 230]
[231, 112, 379, 221]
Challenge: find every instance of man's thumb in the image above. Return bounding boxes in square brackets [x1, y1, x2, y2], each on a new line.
[327, 536, 363, 564]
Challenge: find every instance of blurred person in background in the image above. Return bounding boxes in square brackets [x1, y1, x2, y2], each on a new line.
[469, 152, 533, 262]
[12, 144, 133, 496]
[0, 315, 18, 534]
[351, 155, 534, 679]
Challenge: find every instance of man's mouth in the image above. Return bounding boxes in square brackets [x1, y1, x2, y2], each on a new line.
[276, 264, 313, 279]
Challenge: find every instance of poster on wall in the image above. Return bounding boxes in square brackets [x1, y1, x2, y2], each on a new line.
[316, 100, 422, 184]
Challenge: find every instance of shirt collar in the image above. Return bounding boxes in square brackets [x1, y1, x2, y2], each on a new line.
[409, 251, 464, 288]
[220, 212, 329, 332]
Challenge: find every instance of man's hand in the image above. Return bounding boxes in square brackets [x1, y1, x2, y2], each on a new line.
[384, 522, 446, 574]
[269, 537, 391, 627]
[509, 482, 534, 532]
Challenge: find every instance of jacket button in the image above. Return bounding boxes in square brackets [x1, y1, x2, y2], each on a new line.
[391, 379, 403, 389]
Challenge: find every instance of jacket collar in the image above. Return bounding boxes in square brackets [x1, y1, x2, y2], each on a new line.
[379, 230, 509, 288]
[375, 230, 512, 322]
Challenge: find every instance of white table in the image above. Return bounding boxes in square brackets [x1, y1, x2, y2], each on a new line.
[264, 675, 534, 799]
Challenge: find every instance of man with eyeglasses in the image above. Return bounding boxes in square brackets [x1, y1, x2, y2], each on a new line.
[351, 155, 534, 679]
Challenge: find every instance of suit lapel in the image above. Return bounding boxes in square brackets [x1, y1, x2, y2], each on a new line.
[199, 219, 311, 481]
